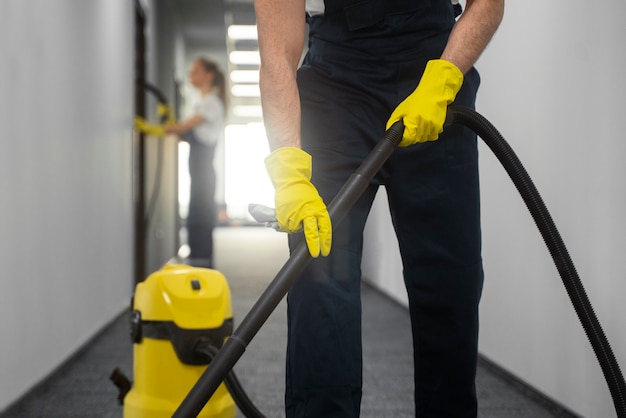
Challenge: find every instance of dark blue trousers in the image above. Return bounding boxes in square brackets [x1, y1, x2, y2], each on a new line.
[186, 135, 216, 264]
[285, 11, 483, 418]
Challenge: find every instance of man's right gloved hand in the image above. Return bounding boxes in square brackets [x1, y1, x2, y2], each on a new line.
[264, 147, 332, 258]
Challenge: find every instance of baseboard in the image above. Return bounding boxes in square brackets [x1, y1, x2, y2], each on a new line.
[477, 354, 583, 417]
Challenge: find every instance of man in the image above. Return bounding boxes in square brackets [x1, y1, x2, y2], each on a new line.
[255, 0, 504, 416]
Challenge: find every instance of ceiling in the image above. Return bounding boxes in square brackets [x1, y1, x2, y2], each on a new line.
[176, 0, 224, 47]
[177, 0, 255, 47]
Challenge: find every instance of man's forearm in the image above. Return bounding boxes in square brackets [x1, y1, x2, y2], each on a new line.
[255, 0, 306, 151]
[441, 0, 505, 73]
[259, 64, 302, 151]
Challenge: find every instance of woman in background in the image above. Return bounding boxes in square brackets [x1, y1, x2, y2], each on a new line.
[165, 58, 226, 268]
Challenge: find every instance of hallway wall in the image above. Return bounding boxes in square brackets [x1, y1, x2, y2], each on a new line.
[362, 1, 626, 416]
[0, 0, 134, 411]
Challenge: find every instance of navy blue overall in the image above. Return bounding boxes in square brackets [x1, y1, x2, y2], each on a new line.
[185, 131, 216, 266]
[286, 1, 483, 417]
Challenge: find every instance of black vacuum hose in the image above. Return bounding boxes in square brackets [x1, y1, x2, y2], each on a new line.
[446, 105, 626, 418]
[136, 80, 169, 241]
[196, 344, 266, 418]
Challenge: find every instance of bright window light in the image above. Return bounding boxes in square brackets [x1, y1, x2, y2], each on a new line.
[231, 84, 261, 97]
[227, 25, 258, 40]
[224, 123, 273, 220]
[230, 70, 260, 83]
[229, 51, 260, 65]
[178, 141, 191, 219]
[233, 105, 263, 118]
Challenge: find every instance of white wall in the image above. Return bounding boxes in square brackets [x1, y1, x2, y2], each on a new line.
[362, 1, 626, 416]
[0, 0, 134, 411]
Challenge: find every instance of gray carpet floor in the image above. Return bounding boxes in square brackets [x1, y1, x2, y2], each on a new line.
[1, 227, 579, 418]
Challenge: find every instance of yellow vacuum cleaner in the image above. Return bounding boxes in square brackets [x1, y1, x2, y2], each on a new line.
[115, 264, 236, 418]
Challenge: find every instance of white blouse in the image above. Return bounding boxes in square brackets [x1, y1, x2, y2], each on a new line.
[192, 93, 224, 146]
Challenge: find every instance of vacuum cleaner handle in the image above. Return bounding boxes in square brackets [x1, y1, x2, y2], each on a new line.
[173, 121, 404, 418]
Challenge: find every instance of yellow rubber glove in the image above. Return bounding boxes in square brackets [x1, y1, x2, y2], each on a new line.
[134, 116, 165, 137]
[265, 147, 332, 258]
[156, 103, 176, 124]
[386, 59, 464, 146]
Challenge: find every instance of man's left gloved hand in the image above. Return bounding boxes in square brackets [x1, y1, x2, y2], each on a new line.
[134, 116, 166, 137]
[386, 59, 464, 146]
